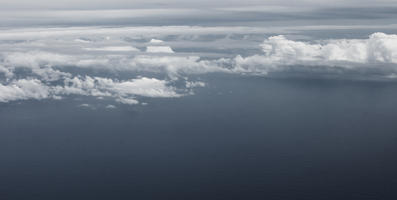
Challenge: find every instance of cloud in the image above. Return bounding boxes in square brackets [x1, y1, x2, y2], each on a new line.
[146, 46, 175, 53]
[0, 75, 187, 104]
[3, 51, 71, 67]
[78, 103, 96, 109]
[150, 39, 164, 44]
[2, 51, 72, 81]
[106, 104, 117, 109]
[0, 79, 50, 102]
[185, 81, 206, 88]
[2, 31, 397, 80]
[116, 97, 139, 105]
[0, 26, 286, 41]
[54, 76, 183, 102]
[0, 64, 13, 79]
[234, 32, 397, 75]
[259, 32, 397, 63]
[104, 77, 181, 98]
[84, 46, 140, 52]
[1, 28, 397, 105]
[128, 55, 230, 78]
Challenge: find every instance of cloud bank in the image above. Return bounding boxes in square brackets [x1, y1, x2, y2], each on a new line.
[1, 26, 397, 104]
[0, 76, 183, 104]
[234, 32, 397, 75]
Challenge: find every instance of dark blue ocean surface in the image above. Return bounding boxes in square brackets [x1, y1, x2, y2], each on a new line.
[1, 75, 397, 200]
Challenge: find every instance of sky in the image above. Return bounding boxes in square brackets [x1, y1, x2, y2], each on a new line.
[1, 0, 397, 104]
[2, 1, 397, 28]
[1, 1, 397, 199]
[2, 0, 397, 9]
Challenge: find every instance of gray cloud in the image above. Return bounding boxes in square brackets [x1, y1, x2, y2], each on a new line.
[2, 3, 397, 27]
[2, 0, 397, 10]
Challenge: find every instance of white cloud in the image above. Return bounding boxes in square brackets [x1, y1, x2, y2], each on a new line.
[146, 46, 175, 53]
[78, 103, 96, 109]
[116, 97, 139, 105]
[53, 76, 183, 104]
[106, 104, 117, 109]
[104, 77, 182, 98]
[2, 51, 72, 81]
[0, 74, 186, 104]
[1, 29, 397, 105]
[3, 51, 71, 67]
[150, 39, 164, 44]
[234, 32, 397, 74]
[129, 55, 230, 78]
[84, 46, 140, 52]
[1, 32, 397, 81]
[186, 81, 206, 88]
[264, 32, 397, 64]
[0, 26, 283, 41]
[0, 79, 50, 102]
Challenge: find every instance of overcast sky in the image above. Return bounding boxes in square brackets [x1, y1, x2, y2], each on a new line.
[2, 0, 397, 10]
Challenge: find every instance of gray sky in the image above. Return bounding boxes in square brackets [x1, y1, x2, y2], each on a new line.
[2, 0, 397, 10]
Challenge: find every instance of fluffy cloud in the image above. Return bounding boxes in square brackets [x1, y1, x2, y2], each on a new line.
[0, 75, 185, 104]
[259, 33, 397, 63]
[105, 77, 181, 98]
[0, 79, 50, 102]
[2, 51, 72, 81]
[128, 55, 230, 78]
[234, 32, 397, 75]
[54, 76, 183, 103]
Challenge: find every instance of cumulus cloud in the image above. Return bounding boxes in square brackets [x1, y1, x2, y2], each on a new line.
[234, 32, 397, 75]
[53, 76, 183, 103]
[106, 77, 181, 98]
[0, 75, 186, 104]
[0, 79, 50, 102]
[259, 33, 397, 63]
